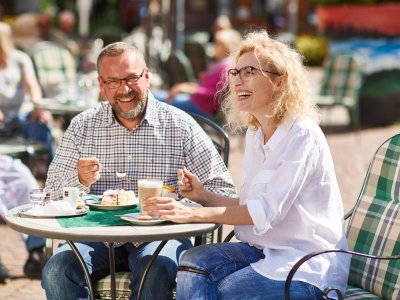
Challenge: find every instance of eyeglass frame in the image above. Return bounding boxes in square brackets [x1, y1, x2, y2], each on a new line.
[101, 69, 145, 89]
[227, 66, 280, 82]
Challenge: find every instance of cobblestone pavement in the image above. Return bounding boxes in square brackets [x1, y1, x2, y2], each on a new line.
[1, 121, 400, 299]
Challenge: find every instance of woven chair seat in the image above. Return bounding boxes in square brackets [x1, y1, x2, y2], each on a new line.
[94, 272, 131, 300]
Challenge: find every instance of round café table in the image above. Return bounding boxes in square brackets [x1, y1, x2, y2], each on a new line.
[5, 204, 217, 300]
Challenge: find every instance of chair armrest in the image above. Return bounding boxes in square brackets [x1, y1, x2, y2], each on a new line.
[223, 230, 235, 242]
[284, 249, 400, 300]
[344, 208, 354, 220]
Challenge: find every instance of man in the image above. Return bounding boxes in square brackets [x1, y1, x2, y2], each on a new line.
[42, 42, 236, 300]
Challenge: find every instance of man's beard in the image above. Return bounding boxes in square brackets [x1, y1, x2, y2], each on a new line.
[112, 90, 148, 120]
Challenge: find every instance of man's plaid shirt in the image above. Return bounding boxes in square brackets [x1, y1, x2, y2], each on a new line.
[46, 93, 236, 246]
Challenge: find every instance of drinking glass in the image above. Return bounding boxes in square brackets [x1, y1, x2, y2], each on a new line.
[138, 179, 163, 215]
[30, 189, 48, 209]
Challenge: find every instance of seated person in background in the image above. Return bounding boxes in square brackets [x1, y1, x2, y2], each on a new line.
[36, 12, 80, 61]
[144, 30, 350, 299]
[0, 155, 46, 279]
[154, 29, 242, 118]
[210, 14, 233, 42]
[0, 22, 54, 159]
[42, 42, 236, 300]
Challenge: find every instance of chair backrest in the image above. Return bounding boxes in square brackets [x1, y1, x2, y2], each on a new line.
[188, 113, 229, 167]
[184, 41, 208, 77]
[346, 134, 400, 299]
[319, 53, 363, 102]
[31, 41, 77, 98]
[164, 50, 196, 87]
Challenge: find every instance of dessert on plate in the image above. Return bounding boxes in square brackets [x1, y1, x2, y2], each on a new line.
[101, 189, 137, 205]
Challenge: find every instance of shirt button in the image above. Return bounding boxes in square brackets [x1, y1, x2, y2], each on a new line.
[127, 155, 133, 161]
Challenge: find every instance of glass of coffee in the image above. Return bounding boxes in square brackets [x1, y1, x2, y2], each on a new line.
[137, 179, 163, 215]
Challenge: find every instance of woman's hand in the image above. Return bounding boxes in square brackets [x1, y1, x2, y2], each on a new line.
[143, 197, 197, 223]
[177, 167, 208, 202]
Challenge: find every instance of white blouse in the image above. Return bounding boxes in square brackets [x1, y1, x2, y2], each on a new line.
[235, 117, 350, 294]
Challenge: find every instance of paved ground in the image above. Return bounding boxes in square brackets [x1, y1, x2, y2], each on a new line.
[1, 67, 399, 298]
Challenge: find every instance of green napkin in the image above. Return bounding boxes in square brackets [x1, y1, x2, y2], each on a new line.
[84, 194, 102, 201]
[57, 207, 139, 228]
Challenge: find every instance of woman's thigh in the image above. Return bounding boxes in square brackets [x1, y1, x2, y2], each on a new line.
[218, 266, 323, 300]
[180, 242, 264, 279]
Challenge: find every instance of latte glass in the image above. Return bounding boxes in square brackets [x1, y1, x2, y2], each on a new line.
[137, 179, 163, 215]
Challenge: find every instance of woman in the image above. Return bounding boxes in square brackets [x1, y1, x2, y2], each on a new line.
[154, 28, 242, 118]
[143, 30, 350, 299]
[0, 21, 54, 158]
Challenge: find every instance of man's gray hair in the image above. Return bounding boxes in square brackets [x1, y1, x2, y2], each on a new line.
[97, 42, 146, 72]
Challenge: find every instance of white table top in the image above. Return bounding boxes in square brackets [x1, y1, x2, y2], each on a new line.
[6, 204, 217, 243]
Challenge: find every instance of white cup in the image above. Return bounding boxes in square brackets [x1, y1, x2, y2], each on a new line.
[63, 187, 80, 209]
[138, 179, 163, 215]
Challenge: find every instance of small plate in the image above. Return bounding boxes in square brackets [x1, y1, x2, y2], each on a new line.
[19, 207, 88, 218]
[85, 200, 137, 211]
[119, 212, 165, 226]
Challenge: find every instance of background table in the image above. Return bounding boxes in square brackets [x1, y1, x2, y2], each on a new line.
[5, 204, 217, 300]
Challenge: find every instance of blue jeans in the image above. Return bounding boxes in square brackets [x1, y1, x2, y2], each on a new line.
[25, 235, 45, 252]
[42, 239, 192, 300]
[176, 242, 324, 300]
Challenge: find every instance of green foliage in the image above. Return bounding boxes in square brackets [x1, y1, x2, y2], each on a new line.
[295, 35, 329, 66]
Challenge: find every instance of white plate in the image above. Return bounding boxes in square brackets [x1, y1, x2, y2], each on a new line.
[119, 212, 165, 226]
[19, 207, 88, 218]
[85, 200, 137, 211]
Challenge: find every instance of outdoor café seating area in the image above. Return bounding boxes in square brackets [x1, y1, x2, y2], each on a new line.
[1, 1, 400, 299]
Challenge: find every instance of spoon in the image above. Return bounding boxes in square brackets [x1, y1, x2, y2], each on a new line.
[101, 165, 129, 181]
[116, 172, 127, 178]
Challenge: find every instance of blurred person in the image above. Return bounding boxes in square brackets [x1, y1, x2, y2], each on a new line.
[0, 155, 46, 279]
[36, 12, 80, 60]
[0, 22, 54, 159]
[58, 9, 76, 37]
[154, 29, 242, 118]
[12, 13, 41, 53]
[144, 30, 350, 299]
[41, 42, 236, 300]
[210, 14, 233, 42]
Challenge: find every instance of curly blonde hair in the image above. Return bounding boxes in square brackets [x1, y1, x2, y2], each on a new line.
[220, 30, 319, 132]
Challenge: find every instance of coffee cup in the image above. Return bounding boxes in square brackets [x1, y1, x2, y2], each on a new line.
[63, 187, 80, 209]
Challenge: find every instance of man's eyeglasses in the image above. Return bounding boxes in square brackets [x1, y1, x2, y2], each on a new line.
[102, 69, 145, 89]
[227, 66, 280, 82]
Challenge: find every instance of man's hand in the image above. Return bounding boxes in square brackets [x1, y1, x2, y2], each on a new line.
[77, 157, 100, 186]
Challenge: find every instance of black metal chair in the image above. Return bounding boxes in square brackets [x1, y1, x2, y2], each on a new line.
[188, 113, 230, 244]
[164, 50, 196, 87]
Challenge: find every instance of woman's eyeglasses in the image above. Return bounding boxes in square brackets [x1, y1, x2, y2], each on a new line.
[102, 69, 145, 89]
[227, 66, 280, 82]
